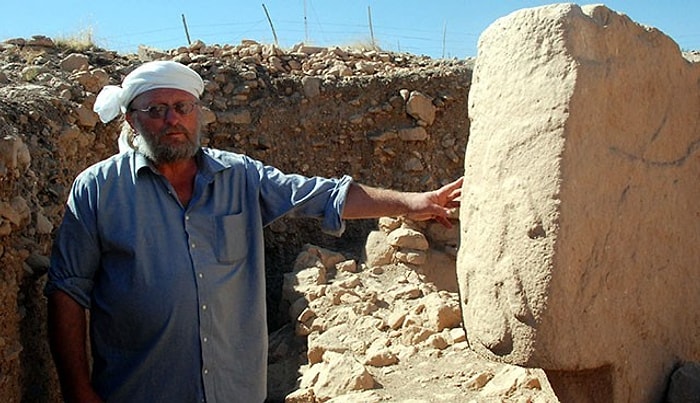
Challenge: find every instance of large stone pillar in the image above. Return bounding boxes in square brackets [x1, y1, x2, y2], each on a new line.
[457, 4, 700, 402]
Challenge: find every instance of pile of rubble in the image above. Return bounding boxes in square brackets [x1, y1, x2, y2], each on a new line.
[276, 216, 558, 402]
[140, 38, 469, 78]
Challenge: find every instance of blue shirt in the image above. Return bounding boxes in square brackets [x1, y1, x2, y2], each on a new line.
[46, 148, 352, 402]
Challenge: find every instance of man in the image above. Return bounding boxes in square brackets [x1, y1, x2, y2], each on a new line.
[46, 61, 462, 403]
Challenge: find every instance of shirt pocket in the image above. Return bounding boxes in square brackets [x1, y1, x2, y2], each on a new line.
[214, 213, 248, 264]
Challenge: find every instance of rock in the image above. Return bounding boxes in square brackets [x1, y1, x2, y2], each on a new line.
[293, 248, 326, 272]
[481, 366, 539, 396]
[400, 326, 434, 346]
[449, 327, 466, 344]
[0, 135, 31, 175]
[303, 351, 376, 401]
[4, 38, 26, 46]
[285, 387, 315, 403]
[308, 245, 347, 269]
[394, 249, 427, 265]
[336, 260, 358, 273]
[458, 4, 700, 403]
[424, 333, 449, 350]
[283, 266, 326, 302]
[137, 45, 167, 61]
[465, 370, 494, 390]
[74, 104, 99, 128]
[25, 253, 50, 273]
[417, 249, 458, 292]
[60, 53, 89, 72]
[215, 109, 252, 124]
[422, 293, 461, 332]
[26, 35, 54, 47]
[666, 362, 700, 403]
[35, 212, 53, 234]
[387, 228, 429, 250]
[298, 45, 326, 55]
[367, 130, 397, 142]
[398, 126, 429, 142]
[58, 124, 95, 157]
[334, 274, 361, 290]
[72, 68, 110, 93]
[327, 63, 353, 77]
[387, 284, 422, 301]
[386, 310, 406, 330]
[364, 347, 399, 367]
[288, 297, 310, 321]
[403, 157, 424, 172]
[0, 197, 30, 226]
[21, 66, 46, 82]
[377, 217, 402, 233]
[200, 108, 217, 125]
[301, 76, 321, 98]
[406, 91, 436, 125]
[307, 324, 353, 364]
[426, 221, 459, 244]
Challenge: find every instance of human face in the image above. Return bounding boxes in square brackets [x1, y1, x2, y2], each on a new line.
[126, 88, 202, 164]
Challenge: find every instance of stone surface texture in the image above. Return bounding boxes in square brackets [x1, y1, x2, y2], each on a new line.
[457, 4, 700, 403]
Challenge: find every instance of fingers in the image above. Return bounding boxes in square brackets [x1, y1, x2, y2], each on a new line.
[439, 177, 464, 201]
[434, 178, 463, 228]
[435, 215, 453, 229]
[444, 176, 464, 192]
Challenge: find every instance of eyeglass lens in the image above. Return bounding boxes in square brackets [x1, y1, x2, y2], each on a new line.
[141, 102, 198, 118]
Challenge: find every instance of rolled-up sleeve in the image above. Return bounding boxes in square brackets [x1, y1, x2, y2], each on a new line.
[45, 174, 101, 308]
[256, 161, 353, 237]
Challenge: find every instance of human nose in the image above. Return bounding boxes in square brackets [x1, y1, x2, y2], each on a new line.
[163, 106, 181, 124]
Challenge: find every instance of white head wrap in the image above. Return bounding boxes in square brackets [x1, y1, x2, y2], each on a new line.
[93, 60, 204, 123]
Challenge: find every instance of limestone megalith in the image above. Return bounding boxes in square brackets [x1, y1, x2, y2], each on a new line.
[457, 4, 700, 402]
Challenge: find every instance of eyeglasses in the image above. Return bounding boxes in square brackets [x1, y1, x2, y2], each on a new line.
[130, 101, 200, 119]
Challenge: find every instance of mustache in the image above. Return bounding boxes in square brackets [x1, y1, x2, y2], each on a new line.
[160, 125, 191, 136]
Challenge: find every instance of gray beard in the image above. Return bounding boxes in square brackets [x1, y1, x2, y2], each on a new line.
[134, 132, 201, 164]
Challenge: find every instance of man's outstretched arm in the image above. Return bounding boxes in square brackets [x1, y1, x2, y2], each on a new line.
[342, 177, 463, 228]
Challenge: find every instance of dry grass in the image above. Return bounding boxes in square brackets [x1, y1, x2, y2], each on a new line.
[54, 27, 96, 52]
[342, 38, 382, 52]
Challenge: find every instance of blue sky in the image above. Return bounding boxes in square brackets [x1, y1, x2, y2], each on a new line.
[2, 1, 699, 58]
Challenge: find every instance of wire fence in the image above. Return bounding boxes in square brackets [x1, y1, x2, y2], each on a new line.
[96, 17, 483, 59]
[96, 15, 700, 59]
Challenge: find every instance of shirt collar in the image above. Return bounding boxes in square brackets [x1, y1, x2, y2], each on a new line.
[132, 148, 229, 181]
[197, 148, 229, 177]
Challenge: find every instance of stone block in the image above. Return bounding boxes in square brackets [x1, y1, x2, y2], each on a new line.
[457, 4, 700, 402]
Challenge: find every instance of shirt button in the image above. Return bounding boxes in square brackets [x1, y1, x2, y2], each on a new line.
[203, 369, 209, 375]
[185, 215, 190, 221]
[203, 337, 208, 343]
[198, 272, 204, 279]
[202, 304, 207, 311]
[191, 243, 196, 249]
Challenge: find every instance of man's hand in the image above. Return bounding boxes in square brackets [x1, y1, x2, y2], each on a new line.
[405, 177, 463, 228]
